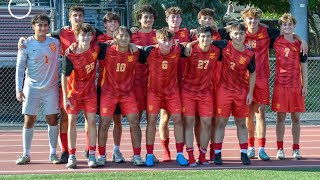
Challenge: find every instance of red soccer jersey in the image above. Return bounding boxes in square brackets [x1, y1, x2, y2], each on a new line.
[63, 42, 100, 100]
[273, 35, 305, 88]
[96, 33, 113, 43]
[181, 44, 220, 95]
[173, 28, 190, 44]
[146, 45, 183, 95]
[244, 25, 271, 79]
[100, 45, 140, 96]
[219, 41, 255, 91]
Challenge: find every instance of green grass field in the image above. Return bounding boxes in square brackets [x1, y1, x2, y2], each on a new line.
[1, 169, 320, 180]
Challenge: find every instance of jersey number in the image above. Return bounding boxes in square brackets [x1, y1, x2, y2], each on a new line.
[284, 48, 290, 57]
[230, 62, 235, 70]
[162, 61, 168, 69]
[116, 63, 126, 72]
[198, 60, 209, 69]
[85, 62, 95, 74]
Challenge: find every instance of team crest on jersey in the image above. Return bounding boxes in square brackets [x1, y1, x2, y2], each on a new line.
[92, 52, 98, 60]
[257, 33, 265, 39]
[180, 31, 186, 38]
[128, 55, 134, 62]
[239, 56, 246, 65]
[49, 43, 56, 52]
[209, 53, 216, 59]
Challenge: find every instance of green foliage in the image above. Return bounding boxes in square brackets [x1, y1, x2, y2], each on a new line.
[134, 0, 227, 29]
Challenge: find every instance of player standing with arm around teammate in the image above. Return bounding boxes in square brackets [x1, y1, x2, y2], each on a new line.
[272, 13, 308, 160]
[212, 23, 256, 165]
[181, 25, 220, 166]
[61, 23, 99, 169]
[15, 14, 60, 165]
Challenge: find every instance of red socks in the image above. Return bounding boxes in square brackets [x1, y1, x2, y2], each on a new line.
[248, 137, 255, 147]
[146, 144, 154, 154]
[59, 133, 68, 152]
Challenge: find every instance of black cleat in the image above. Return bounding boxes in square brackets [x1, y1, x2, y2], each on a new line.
[214, 152, 223, 165]
[241, 152, 251, 165]
[84, 149, 89, 159]
[59, 151, 69, 164]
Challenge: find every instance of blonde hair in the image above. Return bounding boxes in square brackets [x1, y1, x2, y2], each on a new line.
[279, 13, 297, 25]
[165, 7, 182, 18]
[241, 7, 262, 19]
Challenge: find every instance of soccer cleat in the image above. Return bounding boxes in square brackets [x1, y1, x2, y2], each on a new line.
[59, 151, 69, 164]
[145, 154, 155, 167]
[214, 152, 223, 165]
[132, 155, 145, 166]
[292, 149, 302, 160]
[66, 155, 77, 169]
[276, 149, 285, 160]
[188, 156, 197, 167]
[247, 148, 255, 159]
[88, 154, 97, 168]
[153, 155, 160, 164]
[241, 152, 251, 165]
[49, 154, 60, 164]
[96, 156, 106, 167]
[258, 150, 270, 161]
[16, 155, 30, 165]
[112, 150, 125, 163]
[176, 154, 188, 166]
[84, 149, 89, 159]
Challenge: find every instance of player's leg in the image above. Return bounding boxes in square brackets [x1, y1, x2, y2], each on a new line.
[184, 116, 196, 166]
[59, 88, 69, 163]
[16, 88, 40, 165]
[194, 114, 201, 156]
[214, 116, 228, 165]
[209, 116, 216, 161]
[159, 109, 171, 162]
[234, 117, 251, 165]
[97, 115, 112, 166]
[276, 112, 286, 159]
[66, 113, 78, 168]
[84, 111, 97, 168]
[246, 102, 258, 158]
[112, 111, 125, 163]
[291, 112, 301, 159]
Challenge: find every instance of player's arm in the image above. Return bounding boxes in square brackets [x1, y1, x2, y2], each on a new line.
[300, 54, 308, 96]
[97, 42, 109, 60]
[217, 28, 229, 40]
[50, 28, 62, 40]
[185, 40, 199, 56]
[15, 47, 27, 102]
[246, 55, 256, 105]
[61, 54, 74, 110]
[293, 34, 308, 56]
[138, 46, 153, 64]
[94, 28, 104, 41]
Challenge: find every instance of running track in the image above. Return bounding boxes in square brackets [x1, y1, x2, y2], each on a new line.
[0, 126, 319, 175]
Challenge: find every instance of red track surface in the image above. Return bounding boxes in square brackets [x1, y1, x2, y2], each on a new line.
[0, 126, 320, 175]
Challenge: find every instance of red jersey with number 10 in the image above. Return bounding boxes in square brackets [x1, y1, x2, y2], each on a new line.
[219, 41, 255, 91]
[244, 26, 270, 79]
[100, 45, 140, 96]
[274, 35, 304, 88]
[65, 42, 100, 100]
[147, 45, 182, 95]
[181, 44, 220, 95]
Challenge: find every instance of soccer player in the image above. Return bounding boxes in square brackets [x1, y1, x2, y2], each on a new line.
[15, 14, 60, 165]
[97, 26, 144, 166]
[212, 23, 256, 165]
[181, 25, 220, 166]
[96, 12, 126, 163]
[272, 13, 308, 160]
[159, 6, 191, 162]
[192, 8, 229, 161]
[241, 7, 307, 161]
[139, 27, 188, 167]
[61, 23, 100, 168]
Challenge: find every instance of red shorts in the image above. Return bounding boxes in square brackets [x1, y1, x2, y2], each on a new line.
[100, 91, 138, 117]
[66, 93, 97, 115]
[272, 86, 305, 112]
[147, 91, 181, 115]
[253, 78, 270, 105]
[216, 86, 249, 118]
[134, 65, 148, 111]
[181, 91, 213, 117]
[212, 85, 218, 115]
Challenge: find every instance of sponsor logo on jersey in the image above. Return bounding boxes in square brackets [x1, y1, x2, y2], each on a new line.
[49, 43, 56, 52]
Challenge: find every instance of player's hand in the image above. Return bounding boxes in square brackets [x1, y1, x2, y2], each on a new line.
[69, 42, 77, 52]
[62, 25, 70, 30]
[105, 40, 113, 44]
[129, 43, 138, 54]
[302, 86, 308, 97]
[300, 40, 308, 56]
[109, 40, 116, 46]
[16, 91, 25, 102]
[184, 44, 192, 57]
[63, 97, 72, 110]
[130, 27, 139, 33]
[17, 36, 27, 50]
[246, 93, 253, 105]
[189, 29, 197, 38]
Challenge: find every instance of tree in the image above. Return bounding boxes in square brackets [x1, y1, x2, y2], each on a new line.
[134, 0, 227, 29]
